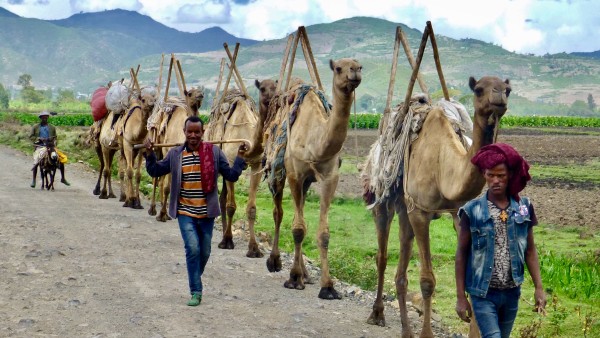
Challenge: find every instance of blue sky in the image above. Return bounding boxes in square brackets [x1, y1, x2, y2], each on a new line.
[2, 0, 600, 55]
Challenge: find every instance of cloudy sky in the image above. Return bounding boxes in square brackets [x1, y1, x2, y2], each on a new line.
[2, 0, 599, 55]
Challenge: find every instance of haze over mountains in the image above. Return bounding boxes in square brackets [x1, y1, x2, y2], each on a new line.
[1, 7, 600, 115]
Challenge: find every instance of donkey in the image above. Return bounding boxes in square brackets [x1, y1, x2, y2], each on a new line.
[36, 139, 59, 190]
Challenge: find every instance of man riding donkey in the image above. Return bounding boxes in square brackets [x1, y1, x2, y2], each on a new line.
[30, 111, 70, 188]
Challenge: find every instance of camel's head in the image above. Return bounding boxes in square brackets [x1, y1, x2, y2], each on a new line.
[184, 87, 205, 113]
[469, 76, 511, 122]
[255, 79, 278, 109]
[329, 58, 362, 95]
[140, 87, 158, 114]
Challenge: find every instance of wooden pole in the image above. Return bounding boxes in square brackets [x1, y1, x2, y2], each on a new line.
[285, 28, 301, 91]
[176, 59, 187, 94]
[401, 25, 430, 117]
[156, 53, 164, 98]
[384, 26, 402, 116]
[130, 68, 140, 91]
[163, 55, 174, 101]
[133, 138, 252, 150]
[172, 54, 185, 99]
[213, 58, 226, 111]
[224, 42, 248, 97]
[299, 29, 317, 88]
[277, 35, 294, 92]
[299, 26, 323, 91]
[217, 43, 240, 108]
[427, 21, 449, 101]
[398, 27, 429, 100]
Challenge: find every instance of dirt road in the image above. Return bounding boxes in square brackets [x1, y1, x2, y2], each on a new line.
[0, 145, 450, 338]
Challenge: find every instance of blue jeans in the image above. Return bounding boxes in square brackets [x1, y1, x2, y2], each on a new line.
[177, 215, 214, 295]
[470, 287, 521, 338]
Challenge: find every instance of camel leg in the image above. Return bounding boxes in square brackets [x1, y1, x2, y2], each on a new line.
[408, 209, 435, 338]
[122, 143, 135, 208]
[218, 180, 236, 250]
[131, 150, 143, 209]
[156, 174, 172, 222]
[245, 162, 264, 258]
[367, 200, 396, 327]
[283, 173, 308, 291]
[118, 148, 127, 202]
[395, 199, 416, 338]
[148, 176, 158, 216]
[93, 140, 104, 195]
[315, 173, 341, 300]
[266, 179, 285, 273]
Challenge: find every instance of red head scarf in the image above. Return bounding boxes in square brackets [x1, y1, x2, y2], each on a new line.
[471, 143, 531, 201]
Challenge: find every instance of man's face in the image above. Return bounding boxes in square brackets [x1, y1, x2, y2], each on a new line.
[40, 116, 49, 124]
[184, 121, 203, 148]
[484, 163, 510, 197]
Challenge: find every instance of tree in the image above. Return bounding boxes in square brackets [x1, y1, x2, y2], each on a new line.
[0, 84, 9, 109]
[21, 88, 45, 104]
[17, 74, 33, 89]
[587, 93, 596, 111]
[56, 89, 75, 104]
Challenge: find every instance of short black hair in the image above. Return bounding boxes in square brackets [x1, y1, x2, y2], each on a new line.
[184, 115, 203, 130]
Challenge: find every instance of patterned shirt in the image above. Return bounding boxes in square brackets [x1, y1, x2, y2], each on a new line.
[178, 149, 207, 218]
[488, 200, 517, 289]
[39, 125, 50, 139]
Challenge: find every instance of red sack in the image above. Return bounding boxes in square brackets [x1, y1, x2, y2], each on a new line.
[90, 87, 108, 121]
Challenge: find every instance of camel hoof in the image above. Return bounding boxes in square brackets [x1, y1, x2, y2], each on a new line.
[318, 286, 342, 300]
[148, 206, 157, 216]
[119, 194, 126, 202]
[218, 237, 235, 250]
[246, 245, 264, 258]
[122, 201, 132, 208]
[93, 187, 100, 195]
[156, 213, 169, 222]
[99, 192, 109, 199]
[108, 193, 116, 199]
[419, 328, 434, 338]
[367, 311, 386, 327]
[266, 254, 282, 272]
[132, 200, 143, 209]
[284, 279, 305, 290]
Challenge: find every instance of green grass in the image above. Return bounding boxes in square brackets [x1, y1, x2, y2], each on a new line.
[2, 118, 598, 337]
[531, 161, 600, 184]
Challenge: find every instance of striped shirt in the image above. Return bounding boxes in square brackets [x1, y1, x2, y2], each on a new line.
[178, 149, 208, 218]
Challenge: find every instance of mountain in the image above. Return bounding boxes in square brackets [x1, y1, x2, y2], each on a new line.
[1, 8, 599, 116]
[571, 51, 600, 59]
[0, 8, 257, 90]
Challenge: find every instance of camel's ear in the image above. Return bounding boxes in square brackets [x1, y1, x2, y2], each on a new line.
[329, 59, 335, 71]
[468, 77, 477, 92]
[275, 80, 278, 84]
[504, 79, 510, 85]
[255, 79, 260, 89]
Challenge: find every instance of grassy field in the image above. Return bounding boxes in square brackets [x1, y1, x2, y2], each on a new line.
[1, 119, 598, 337]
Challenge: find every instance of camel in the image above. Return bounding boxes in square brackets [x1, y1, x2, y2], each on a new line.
[204, 88, 267, 258]
[263, 58, 362, 299]
[364, 76, 511, 338]
[97, 110, 126, 200]
[120, 89, 157, 209]
[147, 88, 204, 221]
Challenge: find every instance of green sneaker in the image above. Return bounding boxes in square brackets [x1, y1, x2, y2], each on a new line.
[187, 293, 202, 306]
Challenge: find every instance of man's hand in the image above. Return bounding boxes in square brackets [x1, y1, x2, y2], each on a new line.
[533, 288, 547, 316]
[237, 142, 249, 155]
[143, 138, 154, 151]
[455, 295, 473, 323]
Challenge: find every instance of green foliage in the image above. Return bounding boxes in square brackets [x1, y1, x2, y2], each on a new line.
[17, 74, 32, 88]
[0, 112, 93, 126]
[0, 83, 9, 109]
[539, 249, 600, 300]
[21, 87, 46, 104]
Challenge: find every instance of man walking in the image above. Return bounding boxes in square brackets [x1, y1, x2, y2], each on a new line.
[143, 115, 247, 306]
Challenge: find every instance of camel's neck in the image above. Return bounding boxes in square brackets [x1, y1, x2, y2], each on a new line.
[452, 112, 497, 198]
[314, 88, 353, 159]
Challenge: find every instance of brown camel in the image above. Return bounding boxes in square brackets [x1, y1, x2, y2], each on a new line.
[263, 58, 362, 299]
[364, 76, 511, 338]
[148, 88, 204, 221]
[120, 90, 157, 209]
[97, 110, 126, 200]
[204, 88, 266, 258]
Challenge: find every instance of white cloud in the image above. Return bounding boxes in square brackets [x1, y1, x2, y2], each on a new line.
[1, 0, 599, 54]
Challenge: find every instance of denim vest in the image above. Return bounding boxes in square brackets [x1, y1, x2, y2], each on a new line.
[458, 192, 533, 298]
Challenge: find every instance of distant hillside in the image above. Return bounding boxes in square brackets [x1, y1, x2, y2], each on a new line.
[1, 9, 600, 116]
[571, 51, 600, 59]
[0, 8, 257, 90]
